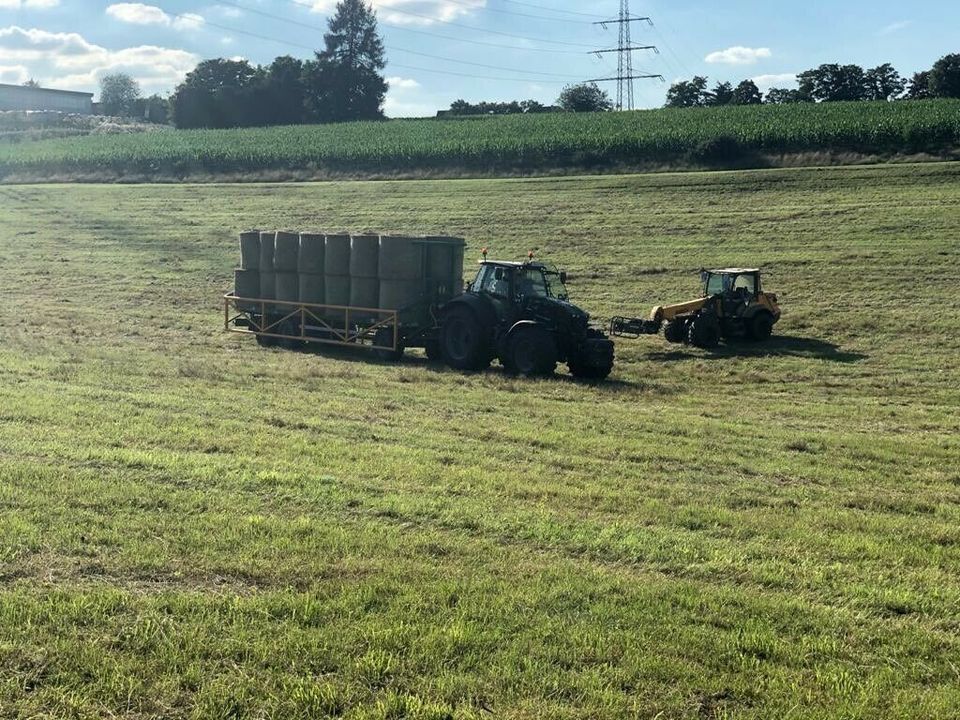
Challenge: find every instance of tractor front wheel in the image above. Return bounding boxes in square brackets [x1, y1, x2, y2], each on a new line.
[688, 314, 721, 349]
[664, 319, 687, 344]
[440, 307, 490, 371]
[503, 325, 557, 377]
[748, 312, 775, 342]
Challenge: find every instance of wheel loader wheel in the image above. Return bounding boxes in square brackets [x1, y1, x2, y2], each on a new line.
[664, 319, 687, 344]
[503, 325, 557, 377]
[688, 314, 721, 349]
[440, 306, 490, 371]
[748, 312, 775, 342]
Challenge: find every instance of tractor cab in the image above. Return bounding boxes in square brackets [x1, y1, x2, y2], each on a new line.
[701, 268, 762, 300]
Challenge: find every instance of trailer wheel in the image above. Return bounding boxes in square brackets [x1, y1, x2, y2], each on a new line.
[374, 326, 404, 362]
[503, 325, 557, 377]
[748, 312, 775, 342]
[664, 319, 687, 344]
[440, 306, 490, 371]
[255, 333, 279, 348]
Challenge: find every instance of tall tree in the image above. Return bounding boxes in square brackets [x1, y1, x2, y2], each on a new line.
[864, 63, 906, 101]
[764, 87, 805, 104]
[929, 53, 960, 98]
[665, 76, 709, 107]
[798, 64, 867, 102]
[731, 79, 762, 105]
[906, 71, 932, 100]
[707, 81, 734, 106]
[171, 59, 256, 128]
[305, 0, 387, 122]
[557, 82, 612, 112]
[99, 73, 141, 116]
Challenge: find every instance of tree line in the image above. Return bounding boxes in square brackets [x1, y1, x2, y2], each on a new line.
[666, 54, 960, 108]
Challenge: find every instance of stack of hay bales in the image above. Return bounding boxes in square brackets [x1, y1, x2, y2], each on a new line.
[298, 233, 325, 305]
[259, 231, 276, 306]
[324, 234, 351, 307]
[379, 236, 425, 311]
[274, 231, 300, 309]
[234, 231, 261, 311]
[350, 234, 380, 317]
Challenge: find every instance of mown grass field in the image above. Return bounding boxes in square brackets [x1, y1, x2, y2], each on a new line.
[1, 100, 959, 181]
[1, 163, 959, 719]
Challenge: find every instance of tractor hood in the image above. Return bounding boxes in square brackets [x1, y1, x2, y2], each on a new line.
[527, 296, 590, 328]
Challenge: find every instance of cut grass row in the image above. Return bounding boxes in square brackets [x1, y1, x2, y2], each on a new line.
[1, 164, 959, 718]
[0, 100, 958, 181]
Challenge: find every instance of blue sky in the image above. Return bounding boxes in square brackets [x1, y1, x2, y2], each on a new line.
[1, 0, 958, 116]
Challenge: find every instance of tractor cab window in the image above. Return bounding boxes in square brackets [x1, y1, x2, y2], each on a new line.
[479, 266, 511, 298]
[517, 267, 549, 298]
[732, 274, 757, 296]
[705, 274, 725, 296]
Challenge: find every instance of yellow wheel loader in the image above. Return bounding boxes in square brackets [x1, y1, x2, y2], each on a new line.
[610, 268, 781, 349]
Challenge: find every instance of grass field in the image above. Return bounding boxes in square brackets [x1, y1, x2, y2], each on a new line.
[1, 100, 959, 182]
[1, 163, 959, 719]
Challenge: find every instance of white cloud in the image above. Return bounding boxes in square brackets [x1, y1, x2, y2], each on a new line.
[705, 46, 772, 66]
[0, 0, 60, 9]
[0, 26, 199, 94]
[309, 0, 486, 26]
[0, 63, 27, 82]
[105, 3, 205, 31]
[752, 73, 797, 92]
[387, 76, 419, 89]
[212, 5, 243, 19]
[878, 20, 911, 36]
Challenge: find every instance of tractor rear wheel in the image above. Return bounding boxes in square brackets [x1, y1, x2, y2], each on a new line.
[748, 312, 775, 342]
[503, 325, 557, 377]
[664, 319, 687, 344]
[440, 307, 490, 371]
[688, 313, 721, 349]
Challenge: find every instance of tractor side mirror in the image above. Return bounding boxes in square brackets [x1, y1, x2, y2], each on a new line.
[560, 271, 568, 284]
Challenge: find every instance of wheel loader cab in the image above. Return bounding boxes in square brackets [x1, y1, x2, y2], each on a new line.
[701, 269, 761, 300]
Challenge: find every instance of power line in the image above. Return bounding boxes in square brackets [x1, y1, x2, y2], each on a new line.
[163, 10, 580, 85]
[281, 0, 598, 49]
[429, 0, 595, 25]
[200, 1, 579, 79]
[498, 0, 607, 19]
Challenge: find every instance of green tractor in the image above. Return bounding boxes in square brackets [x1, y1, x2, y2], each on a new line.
[438, 257, 615, 379]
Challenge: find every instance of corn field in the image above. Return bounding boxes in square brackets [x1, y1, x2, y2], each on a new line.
[1, 99, 958, 178]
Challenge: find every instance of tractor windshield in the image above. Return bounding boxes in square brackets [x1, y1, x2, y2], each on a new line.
[518, 266, 568, 301]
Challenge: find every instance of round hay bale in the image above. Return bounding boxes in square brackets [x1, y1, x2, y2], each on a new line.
[379, 279, 423, 310]
[239, 231, 260, 270]
[274, 231, 300, 272]
[325, 234, 351, 276]
[299, 273, 325, 305]
[350, 234, 380, 278]
[299, 233, 325, 274]
[259, 271, 276, 300]
[259, 232, 276, 271]
[325, 275, 351, 307]
[378, 236, 423, 280]
[234, 269, 260, 311]
[275, 272, 299, 303]
[350, 277, 380, 309]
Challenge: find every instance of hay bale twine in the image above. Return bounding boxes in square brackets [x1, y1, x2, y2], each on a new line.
[299, 233, 325, 274]
[259, 231, 276, 271]
[350, 234, 380, 278]
[379, 279, 423, 310]
[325, 234, 351, 276]
[275, 272, 299, 304]
[239, 231, 260, 270]
[379, 236, 423, 281]
[350, 277, 380, 310]
[234, 269, 260, 311]
[274, 231, 300, 272]
[259, 271, 276, 300]
[325, 275, 351, 307]
[299, 273, 325, 305]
